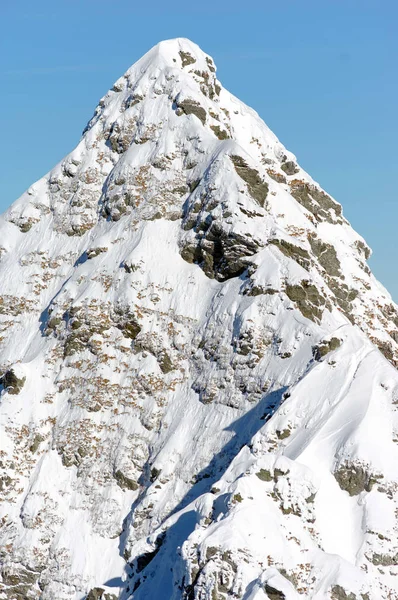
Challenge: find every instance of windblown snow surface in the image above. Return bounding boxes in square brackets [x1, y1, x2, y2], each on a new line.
[1, 39, 398, 600]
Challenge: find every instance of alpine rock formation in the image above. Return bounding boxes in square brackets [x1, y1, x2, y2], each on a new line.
[0, 38, 398, 600]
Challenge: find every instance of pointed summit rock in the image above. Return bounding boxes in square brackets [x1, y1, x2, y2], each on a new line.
[0, 39, 397, 600]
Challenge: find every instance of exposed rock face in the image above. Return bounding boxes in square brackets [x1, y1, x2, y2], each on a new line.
[289, 180, 344, 224]
[334, 464, 379, 496]
[280, 160, 299, 176]
[330, 585, 358, 600]
[285, 281, 328, 323]
[0, 38, 398, 600]
[230, 154, 269, 207]
[0, 369, 25, 395]
[313, 337, 341, 360]
[175, 97, 207, 125]
[264, 583, 286, 599]
[181, 222, 262, 281]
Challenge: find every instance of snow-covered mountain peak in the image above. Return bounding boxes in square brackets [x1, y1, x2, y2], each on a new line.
[1, 39, 398, 600]
[125, 37, 218, 77]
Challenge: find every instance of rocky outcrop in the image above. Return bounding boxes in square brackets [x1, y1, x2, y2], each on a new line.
[175, 98, 206, 125]
[0, 369, 25, 395]
[230, 155, 269, 207]
[290, 180, 343, 224]
[285, 281, 329, 323]
[313, 337, 341, 360]
[334, 464, 380, 496]
[181, 222, 262, 281]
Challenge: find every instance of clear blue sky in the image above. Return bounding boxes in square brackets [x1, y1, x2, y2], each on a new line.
[1, 1, 397, 299]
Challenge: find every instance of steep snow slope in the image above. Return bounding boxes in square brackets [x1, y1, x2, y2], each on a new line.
[0, 38, 397, 600]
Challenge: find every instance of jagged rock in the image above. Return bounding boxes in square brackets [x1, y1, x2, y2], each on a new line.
[313, 337, 341, 360]
[179, 50, 196, 67]
[29, 433, 44, 453]
[264, 583, 285, 599]
[87, 247, 108, 259]
[326, 277, 358, 318]
[230, 155, 269, 206]
[0, 566, 40, 600]
[334, 464, 378, 496]
[290, 180, 342, 223]
[308, 234, 341, 277]
[158, 351, 174, 374]
[355, 240, 371, 260]
[210, 125, 229, 140]
[267, 169, 287, 183]
[119, 320, 141, 340]
[376, 339, 395, 363]
[244, 284, 278, 296]
[114, 469, 138, 491]
[180, 223, 261, 281]
[270, 238, 312, 270]
[369, 552, 398, 566]
[276, 428, 291, 439]
[0, 369, 25, 395]
[285, 281, 327, 323]
[330, 585, 357, 600]
[86, 589, 105, 600]
[256, 469, 273, 482]
[85, 588, 117, 600]
[175, 98, 206, 125]
[280, 160, 299, 176]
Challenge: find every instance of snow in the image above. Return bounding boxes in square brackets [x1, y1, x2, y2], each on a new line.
[0, 37, 397, 600]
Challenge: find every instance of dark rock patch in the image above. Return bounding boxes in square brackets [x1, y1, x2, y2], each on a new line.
[230, 155, 269, 207]
[285, 281, 327, 323]
[308, 235, 341, 277]
[0, 369, 26, 395]
[354, 240, 371, 260]
[86, 588, 117, 600]
[276, 429, 291, 439]
[243, 284, 278, 297]
[179, 51, 196, 67]
[369, 552, 398, 566]
[114, 469, 138, 491]
[206, 56, 216, 72]
[1, 566, 41, 599]
[256, 469, 272, 482]
[281, 160, 299, 176]
[87, 247, 108, 260]
[86, 589, 105, 600]
[381, 303, 398, 329]
[376, 340, 395, 364]
[334, 464, 380, 496]
[29, 433, 45, 454]
[180, 223, 261, 281]
[290, 180, 342, 223]
[264, 583, 285, 599]
[267, 169, 287, 184]
[158, 351, 174, 374]
[330, 585, 357, 600]
[270, 239, 311, 271]
[326, 277, 358, 319]
[210, 125, 230, 140]
[313, 337, 341, 361]
[134, 533, 165, 574]
[107, 121, 136, 154]
[176, 98, 206, 125]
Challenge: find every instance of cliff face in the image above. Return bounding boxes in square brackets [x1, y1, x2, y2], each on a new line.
[0, 38, 397, 600]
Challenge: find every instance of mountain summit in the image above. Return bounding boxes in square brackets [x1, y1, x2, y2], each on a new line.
[1, 38, 397, 600]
